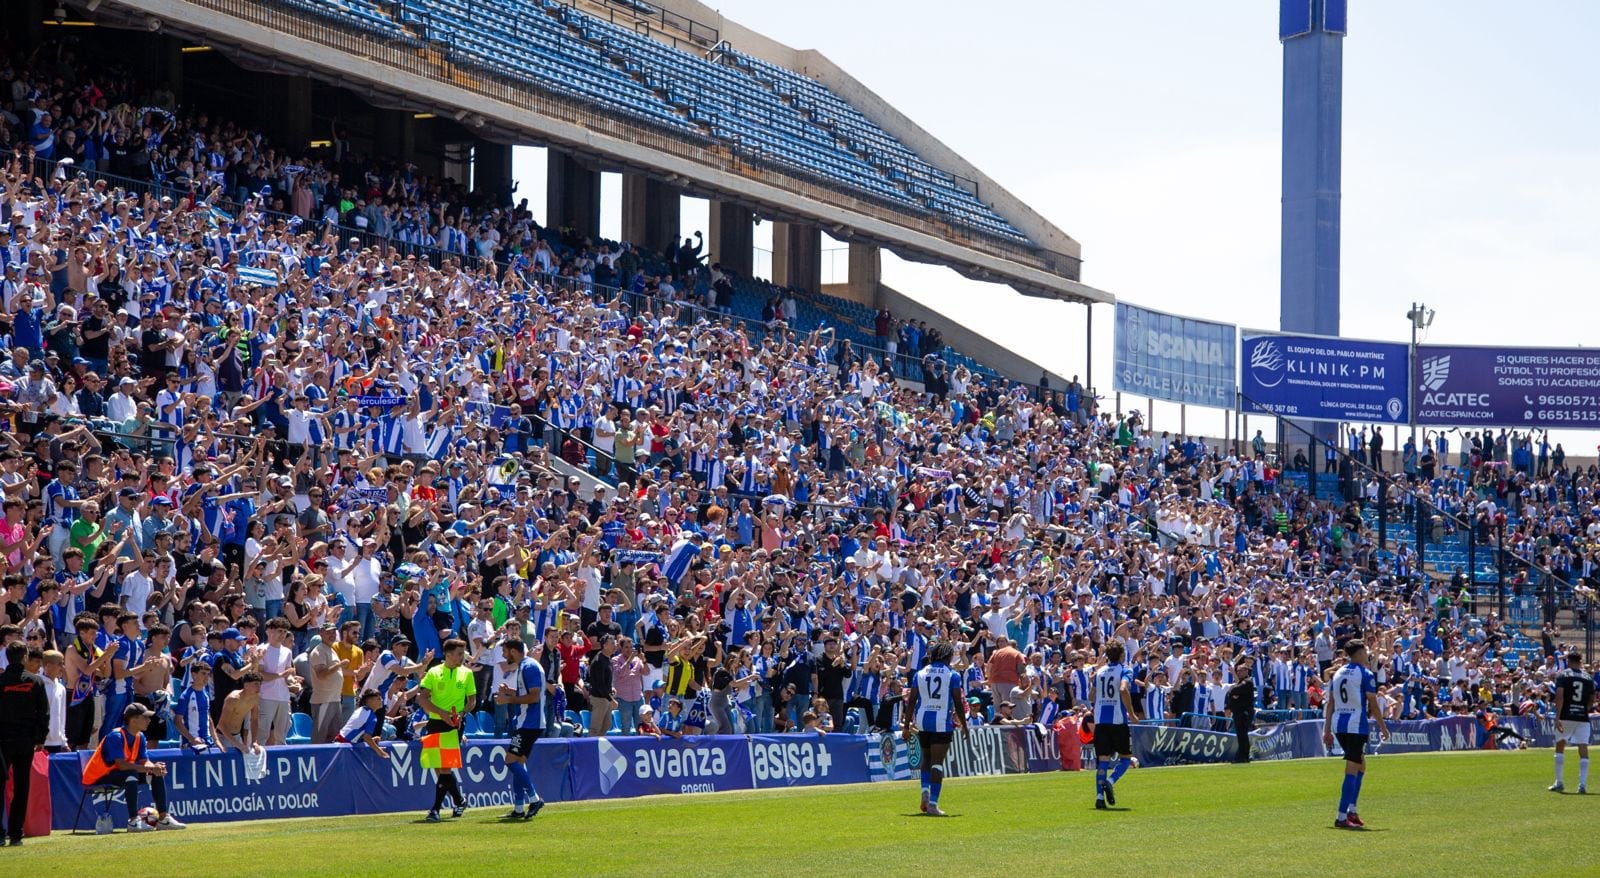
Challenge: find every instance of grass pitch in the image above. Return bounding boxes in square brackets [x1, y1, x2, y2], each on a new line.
[9, 750, 1592, 876]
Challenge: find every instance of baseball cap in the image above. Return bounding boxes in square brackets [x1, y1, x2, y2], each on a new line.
[221, 627, 242, 641]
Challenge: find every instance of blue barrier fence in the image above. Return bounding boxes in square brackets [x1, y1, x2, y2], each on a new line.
[48, 715, 1576, 828]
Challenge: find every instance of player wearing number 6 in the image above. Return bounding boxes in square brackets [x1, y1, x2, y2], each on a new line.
[1323, 640, 1388, 829]
[1091, 642, 1137, 810]
[902, 641, 965, 817]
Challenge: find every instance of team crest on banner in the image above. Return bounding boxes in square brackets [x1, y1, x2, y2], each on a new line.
[905, 735, 923, 770]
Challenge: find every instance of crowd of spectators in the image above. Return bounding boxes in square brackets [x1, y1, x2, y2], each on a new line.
[0, 36, 1591, 771]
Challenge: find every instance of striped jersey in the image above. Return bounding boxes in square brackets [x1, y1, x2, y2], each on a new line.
[1328, 663, 1376, 736]
[1092, 663, 1132, 725]
[509, 657, 547, 730]
[912, 662, 963, 733]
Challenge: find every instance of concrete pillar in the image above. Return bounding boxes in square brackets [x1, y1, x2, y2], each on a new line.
[707, 200, 753, 276]
[846, 241, 882, 307]
[621, 174, 681, 256]
[547, 150, 600, 241]
[771, 221, 821, 294]
[473, 140, 513, 203]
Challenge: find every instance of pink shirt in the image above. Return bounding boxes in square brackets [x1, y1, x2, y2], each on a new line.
[612, 653, 645, 702]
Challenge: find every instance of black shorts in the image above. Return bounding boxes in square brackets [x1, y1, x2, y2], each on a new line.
[508, 728, 543, 758]
[1093, 723, 1132, 759]
[917, 730, 953, 750]
[1336, 732, 1367, 764]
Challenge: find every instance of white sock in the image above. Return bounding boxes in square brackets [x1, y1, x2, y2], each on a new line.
[1581, 759, 1590, 788]
[1555, 752, 1565, 783]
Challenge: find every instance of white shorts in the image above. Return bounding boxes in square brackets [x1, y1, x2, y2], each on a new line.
[1560, 719, 1592, 746]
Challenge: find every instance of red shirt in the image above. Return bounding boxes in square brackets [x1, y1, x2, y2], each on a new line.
[558, 641, 587, 684]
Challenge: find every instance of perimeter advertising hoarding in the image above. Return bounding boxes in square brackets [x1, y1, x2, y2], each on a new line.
[1415, 345, 1600, 428]
[1113, 303, 1237, 408]
[1240, 332, 1409, 423]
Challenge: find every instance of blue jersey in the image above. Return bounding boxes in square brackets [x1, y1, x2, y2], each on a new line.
[174, 686, 213, 745]
[912, 663, 962, 733]
[1092, 663, 1131, 725]
[1329, 663, 1376, 736]
[510, 657, 547, 730]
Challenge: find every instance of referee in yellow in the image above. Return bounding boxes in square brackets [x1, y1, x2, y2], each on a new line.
[417, 638, 477, 822]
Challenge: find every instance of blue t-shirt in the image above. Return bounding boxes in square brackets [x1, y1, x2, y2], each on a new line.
[512, 658, 547, 731]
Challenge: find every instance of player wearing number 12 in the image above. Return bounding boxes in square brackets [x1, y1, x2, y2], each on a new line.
[1549, 651, 1594, 794]
[1323, 640, 1388, 830]
[902, 642, 966, 817]
[1091, 642, 1137, 810]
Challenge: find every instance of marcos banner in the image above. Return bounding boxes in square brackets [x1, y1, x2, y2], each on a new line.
[1240, 332, 1409, 423]
[1113, 303, 1237, 408]
[1415, 345, 1600, 428]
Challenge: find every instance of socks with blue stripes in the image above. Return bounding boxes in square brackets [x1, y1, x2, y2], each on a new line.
[1095, 762, 1108, 798]
[920, 768, 931, 797]
[1109, 757, 1132, 785]
[929, 768, 943, 806]
[509, 761, 536, 808]
[1350, 771, 1364, 813]
[1338, 773, 1357, 818]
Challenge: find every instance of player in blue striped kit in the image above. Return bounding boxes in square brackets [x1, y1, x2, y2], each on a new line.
[1322, 640, 1388, 829]
[1092, 642, 1138, 809]
[902, 642, 966, 816]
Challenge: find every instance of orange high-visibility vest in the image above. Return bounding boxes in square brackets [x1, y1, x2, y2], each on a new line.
[82, 728, 142, 786]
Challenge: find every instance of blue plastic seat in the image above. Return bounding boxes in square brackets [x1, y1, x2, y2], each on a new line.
[287, 712, 312, 744]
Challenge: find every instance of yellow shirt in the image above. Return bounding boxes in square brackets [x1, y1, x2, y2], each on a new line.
[420, 663, 475, 719]
[332, 642, 364, 697]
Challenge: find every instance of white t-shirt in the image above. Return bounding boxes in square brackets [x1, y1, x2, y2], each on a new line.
[44, 675, 67, 747]
[577, 564, 603, 612]
[258, 643, 294, 702]
[348, 556, 382, 605]
[592, 415, 616, 454]
[121, 570, 154, 619]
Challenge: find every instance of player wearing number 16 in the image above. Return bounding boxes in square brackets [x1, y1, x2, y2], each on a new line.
[1091, 642, 1137, 810]
[902, 641, 965, 817]
[1323, 640, 1388, 830]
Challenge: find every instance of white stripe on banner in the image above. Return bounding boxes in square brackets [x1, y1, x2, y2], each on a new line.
[237, 266, 278, 287]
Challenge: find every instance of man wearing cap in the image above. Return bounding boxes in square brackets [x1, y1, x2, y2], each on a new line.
[308, 621, 347, 744]
[80, 702, 187, 832]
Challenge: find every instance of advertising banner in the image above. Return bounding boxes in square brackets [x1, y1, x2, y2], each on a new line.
[942, 725, 1028, 778]
[1113, 303, 1237, 408]
[50, 744, 349, 830]
[1414, 345, 1600, 428]
[1240, 332, 1409, 423]
[568, 734, 753, 799]
[748, 734, 869, 789]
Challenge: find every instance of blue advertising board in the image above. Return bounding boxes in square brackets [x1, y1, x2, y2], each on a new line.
[1240, 332, 1409, 423]
[49, 740, 575, 830]
[1415, 345, 1600, 428]
[1113, 303, 1237, 408]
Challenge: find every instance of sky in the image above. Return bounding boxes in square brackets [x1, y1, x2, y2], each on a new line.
[513, 2, 1600, 446]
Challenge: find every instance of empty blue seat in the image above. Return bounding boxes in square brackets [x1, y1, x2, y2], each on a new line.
[288, 712, 312, 744]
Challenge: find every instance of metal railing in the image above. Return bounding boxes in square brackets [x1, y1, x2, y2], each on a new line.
[1246, 394, 1575, 644]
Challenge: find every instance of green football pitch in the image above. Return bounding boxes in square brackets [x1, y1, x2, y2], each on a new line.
[9, 750, 1595, 876]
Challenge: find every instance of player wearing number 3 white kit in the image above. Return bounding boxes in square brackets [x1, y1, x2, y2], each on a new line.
[1323, 640, 1387, 830]
[902, 641, 966, 817]
[1550, 651, 1594, 794]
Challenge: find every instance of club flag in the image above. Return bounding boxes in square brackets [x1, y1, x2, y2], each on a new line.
[238, 266, 279, 287]
[420, 728, 461, 770]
